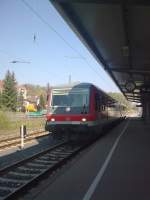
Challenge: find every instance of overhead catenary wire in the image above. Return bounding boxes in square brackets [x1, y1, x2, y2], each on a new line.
[0, 50, 67, 81]
[0, 49, 31, 64]
[21, 0, 115, 90]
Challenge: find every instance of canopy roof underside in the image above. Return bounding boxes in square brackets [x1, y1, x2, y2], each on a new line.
[51, 0, 150, 103]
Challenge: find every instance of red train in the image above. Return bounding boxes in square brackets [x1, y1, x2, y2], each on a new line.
[45, 83, 125, 138]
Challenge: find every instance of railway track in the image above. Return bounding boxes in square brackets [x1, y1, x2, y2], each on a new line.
[0, 139, 90, 200]
[0, 118, 126, 199]
[0, 131, 49, 151]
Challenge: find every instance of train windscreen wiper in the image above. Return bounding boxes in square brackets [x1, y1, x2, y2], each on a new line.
[81, 104, 87, 114]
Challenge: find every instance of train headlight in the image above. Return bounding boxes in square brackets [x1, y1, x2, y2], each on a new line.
[51, 118, 55, 121]
[82, 118, 87, 122]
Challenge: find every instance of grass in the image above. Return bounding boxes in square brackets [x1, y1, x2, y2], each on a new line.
[0, 111, 46, 140]
[0, 111, 11, 129]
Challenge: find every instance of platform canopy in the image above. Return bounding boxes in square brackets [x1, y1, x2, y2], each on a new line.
[50, 0, 150, 103]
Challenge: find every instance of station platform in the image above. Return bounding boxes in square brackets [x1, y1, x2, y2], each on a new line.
[23, 118, 150, 200]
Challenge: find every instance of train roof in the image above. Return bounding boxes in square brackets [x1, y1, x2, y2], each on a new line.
[51, 82, 91, 89]
[51, 82, 117, 104]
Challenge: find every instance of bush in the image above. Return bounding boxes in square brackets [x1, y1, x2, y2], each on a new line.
[0, 111, 10, 129]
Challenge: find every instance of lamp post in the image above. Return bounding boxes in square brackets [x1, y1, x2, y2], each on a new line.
[10, 60, 31, 64]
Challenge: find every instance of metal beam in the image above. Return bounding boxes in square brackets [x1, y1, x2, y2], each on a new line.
[127, 100, 141, 103]
[53, 0, 150, 5]
[126, 95, 141, 98]
[110, 68, 150, 74]
[121, 4, 132, 69]
[127, 97, 141, 99]
[120, 84, 141, 90]
[126, 92, 141, 95]
[127, 97, 141, 100]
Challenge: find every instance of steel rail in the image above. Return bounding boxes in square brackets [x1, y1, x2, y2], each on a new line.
[0, 141, 68, 199]
[0, 131, 49, 150]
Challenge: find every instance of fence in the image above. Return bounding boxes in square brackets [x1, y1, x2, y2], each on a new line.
[0, 111, 46, 140]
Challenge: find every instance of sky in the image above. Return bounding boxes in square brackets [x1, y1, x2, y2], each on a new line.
[0, 0, 120, 92]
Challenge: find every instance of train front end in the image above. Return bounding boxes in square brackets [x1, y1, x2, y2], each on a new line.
[45, 84, 95, 136]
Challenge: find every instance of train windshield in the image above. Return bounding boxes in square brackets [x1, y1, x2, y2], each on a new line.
[50, 88, 90, 114]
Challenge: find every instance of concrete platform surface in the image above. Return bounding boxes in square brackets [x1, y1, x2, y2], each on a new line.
[91, 118, 150, 200]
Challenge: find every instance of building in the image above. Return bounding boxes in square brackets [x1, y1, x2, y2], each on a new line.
[17, 85, 27, 99]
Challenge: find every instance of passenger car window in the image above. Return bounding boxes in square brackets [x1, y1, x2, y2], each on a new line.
[95, 93, 100, 111]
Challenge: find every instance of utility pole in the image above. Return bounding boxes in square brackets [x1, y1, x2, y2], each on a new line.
[69, 74, 71, 84]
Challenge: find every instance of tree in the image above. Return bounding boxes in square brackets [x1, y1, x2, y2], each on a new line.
[39, 94, 45, 109]
[2, 70, 17, 111]
[108, 92, 137, 112]
[0, 92, 2, 109]
[108, 92, 127, 105]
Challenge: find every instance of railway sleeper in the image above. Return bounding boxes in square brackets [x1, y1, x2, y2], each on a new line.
[0, 180, 23, 189]
[12, 167, 41, 175]
[0, 188, 12, 198]
[4, 173, 33, 181]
